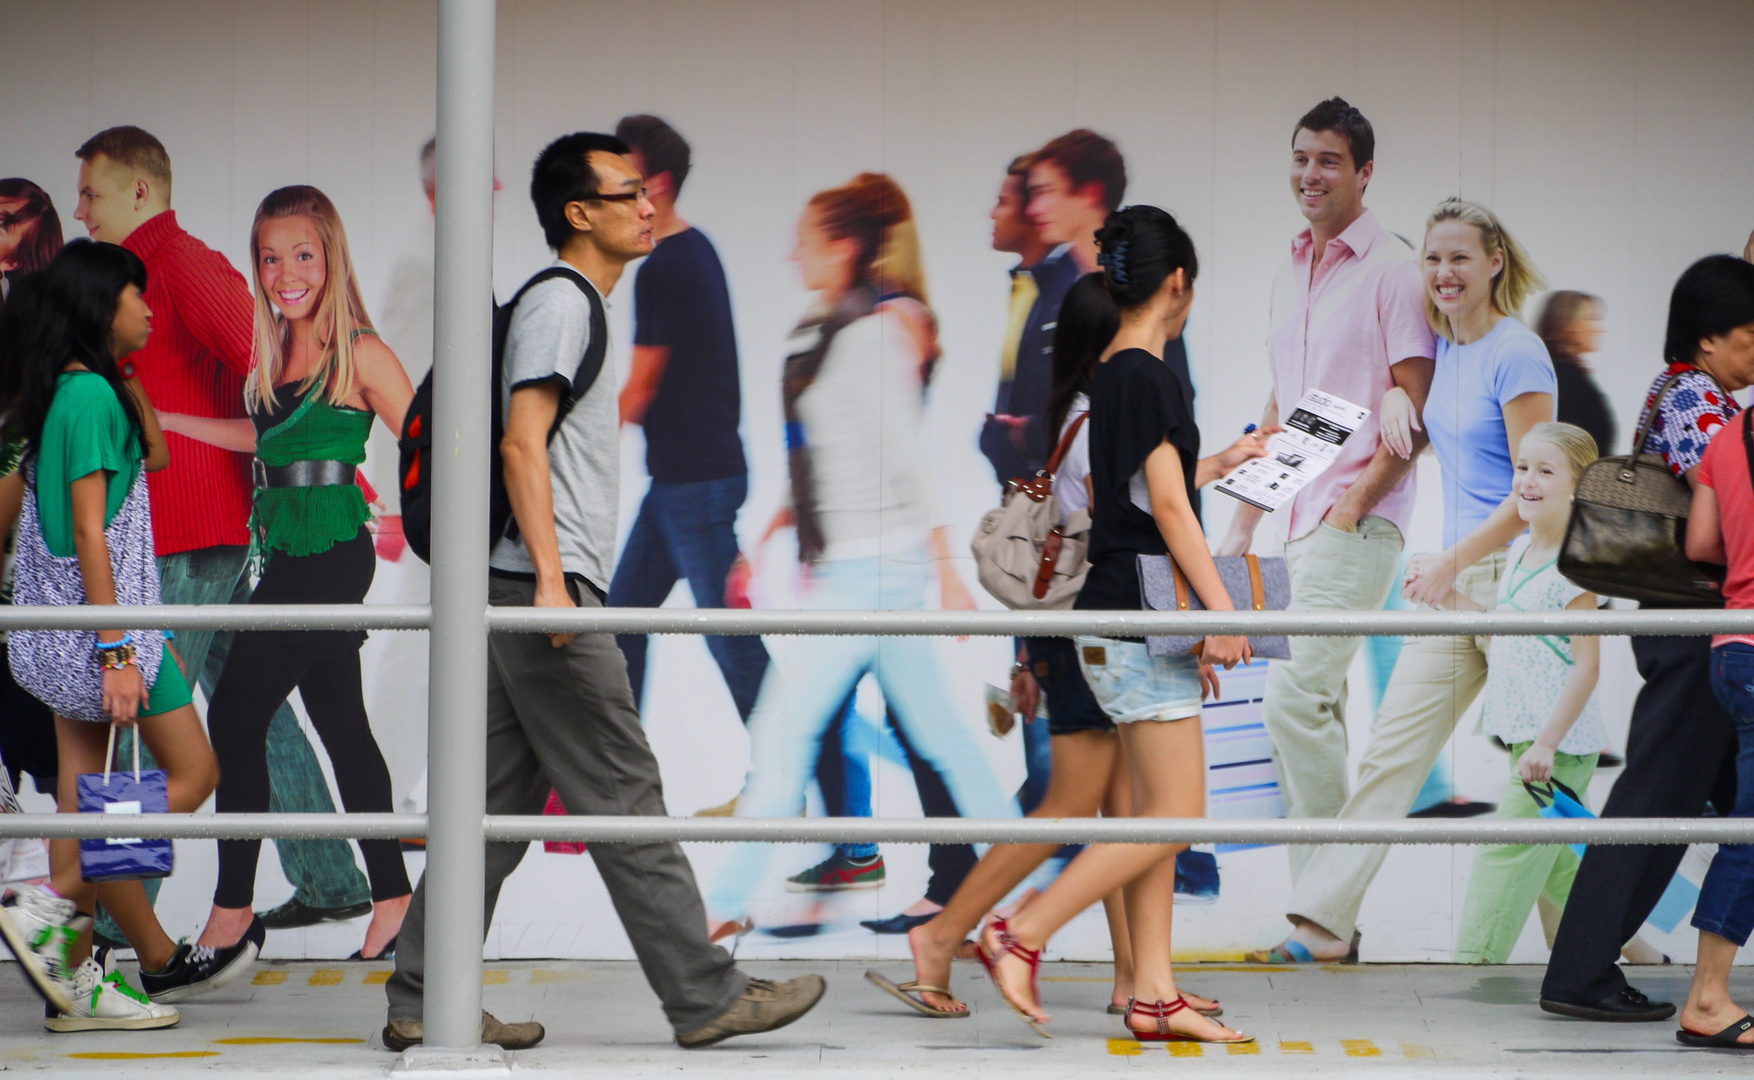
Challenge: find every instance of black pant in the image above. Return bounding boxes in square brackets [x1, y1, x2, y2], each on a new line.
[1542, 634, 1738, 1003]
[0, 641, 56, 796]
[209, 532, 410, 908]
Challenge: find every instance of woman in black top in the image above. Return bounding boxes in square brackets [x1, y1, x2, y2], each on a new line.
[978, 206, 1253, 1045]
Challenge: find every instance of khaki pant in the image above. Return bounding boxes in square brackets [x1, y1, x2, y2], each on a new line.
[1286, 550, 1507, 942]
[1263, 515, 1404, 880]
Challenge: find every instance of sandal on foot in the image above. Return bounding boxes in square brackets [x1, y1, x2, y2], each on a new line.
[1110, 995, 1222, 1018]
[1126, 997, 1253, 1044]
[1246, 931, 1357, 965]
[865, 970, 968, 1018]
[1677, 1015, 1754, 1048]
[977, 917, 1049, 1038]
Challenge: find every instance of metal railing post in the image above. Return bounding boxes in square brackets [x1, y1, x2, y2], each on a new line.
[422, 0, 496, 1054]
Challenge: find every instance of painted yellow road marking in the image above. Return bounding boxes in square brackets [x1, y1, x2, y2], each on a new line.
[1166, 1041, 1202, 1057]
[1228, 1041, 1260, 1055]
[1280, 1040, 1314, 1053]
[483, 970, 508, 985]
[1342, 1039, 1381, 1057]
[213, 1038, 364, 1046]
[1105, 1037, 1142, 1056]
[1401, 1041, 1435, 1059]
[529, 968, 579, 984]
[364, 970, 391, 985]
[308, 969, 344, 986]
[68, 1052, 220, 1060]
[251, 970, 287, 986]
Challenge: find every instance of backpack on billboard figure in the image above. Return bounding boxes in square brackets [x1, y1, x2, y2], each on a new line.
[397, 265, 607, 564]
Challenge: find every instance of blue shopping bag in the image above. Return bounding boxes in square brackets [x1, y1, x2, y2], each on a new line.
[1524, 779, 1591, 857]
[77, 724, 174, 883]
[1525, 778, 1701, 932]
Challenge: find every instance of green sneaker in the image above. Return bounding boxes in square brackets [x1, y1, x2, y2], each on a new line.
[46, 958, 180, 1032]
[784, 853, 885, 893]
[0, 885, 81, 1014]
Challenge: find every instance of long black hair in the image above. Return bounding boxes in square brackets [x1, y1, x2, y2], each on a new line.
[0, 241, 149, 452]
[1046, 272, 1119, 440]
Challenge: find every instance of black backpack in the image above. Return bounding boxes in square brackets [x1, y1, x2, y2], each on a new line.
[398, 266, 607, 564]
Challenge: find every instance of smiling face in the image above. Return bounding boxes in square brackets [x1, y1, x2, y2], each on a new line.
[255, 214, 327, 322]
[1290, 127, 1370, 230]
[1423, 220, 1502, 325]
[110, 282, 152, 358]
[74, 155, 154, 244]
[1513, 437, 1577, 531]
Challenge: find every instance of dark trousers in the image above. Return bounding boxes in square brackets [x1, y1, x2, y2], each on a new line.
[209, 533, 410, 908]
[0, 641, 56, 795]
[1542, 634, 1738, 1003]
[608, 474, 770, 721]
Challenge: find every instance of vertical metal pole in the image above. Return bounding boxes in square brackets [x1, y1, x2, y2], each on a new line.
[425, 0, 495, 1052]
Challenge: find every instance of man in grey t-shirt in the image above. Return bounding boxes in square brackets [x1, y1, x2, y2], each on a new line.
[384, 132, 824, 1051]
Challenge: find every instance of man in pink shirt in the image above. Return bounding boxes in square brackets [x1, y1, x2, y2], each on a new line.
[1218, 99, 1435, 959]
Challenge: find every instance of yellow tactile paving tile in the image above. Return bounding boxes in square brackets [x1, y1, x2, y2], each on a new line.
[1228, 1041, 1260, 1054]
[1340, 1039, 1381, 1057]
[483, 970, 509, 985]
[1279, 1040, 1315, 1053]
[307, 969, 344, 986]
[251, 970, 288, 986]
[363, 970, 391, 985]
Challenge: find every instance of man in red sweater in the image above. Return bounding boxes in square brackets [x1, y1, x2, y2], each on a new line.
[72, 128, 371, 977]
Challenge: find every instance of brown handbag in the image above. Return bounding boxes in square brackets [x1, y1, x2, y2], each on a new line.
[1558, 370, 1726, 607]
[970, 413, 1091, 609]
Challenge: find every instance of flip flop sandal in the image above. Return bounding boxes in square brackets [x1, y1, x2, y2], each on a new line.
[1677, 1014, 1754, 1048]
[1247, 934, 1359, 964]
[1110, 996, 1223, 1018]
[864, 970, 969, 1018]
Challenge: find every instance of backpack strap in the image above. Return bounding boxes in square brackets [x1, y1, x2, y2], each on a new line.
[501, 266, 608, 442]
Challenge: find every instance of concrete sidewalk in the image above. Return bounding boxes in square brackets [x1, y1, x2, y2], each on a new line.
[3, 958, 1750, 1077]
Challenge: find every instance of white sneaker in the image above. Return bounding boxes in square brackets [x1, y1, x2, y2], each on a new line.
[46, 958, 180, 1032]
[0, 884, 81, 1014]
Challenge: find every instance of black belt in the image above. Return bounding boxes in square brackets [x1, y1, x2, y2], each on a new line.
[253, 459, 355, 489]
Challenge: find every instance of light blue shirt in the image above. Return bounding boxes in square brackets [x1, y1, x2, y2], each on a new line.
[1423, 317, 1556, 547]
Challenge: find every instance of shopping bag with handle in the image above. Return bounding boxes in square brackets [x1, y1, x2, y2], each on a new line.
[1523, 778, 1592, 857]
[76, 724, 174, 883]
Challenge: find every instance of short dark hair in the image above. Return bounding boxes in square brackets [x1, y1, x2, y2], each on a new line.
[1034, 130, 1127, 212]
[1094, 205, 1198, 309]
[1664, 255, 1754, 367]
[613, 115, 691, 195]
[1293, 97, 1375, 170]
[529, 132, 632, 250]
[1006, 153, 1035, 179]
[75, 126, 173, 199]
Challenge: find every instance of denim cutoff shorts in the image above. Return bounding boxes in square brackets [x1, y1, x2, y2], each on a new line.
[1073, 635, 1204, 724]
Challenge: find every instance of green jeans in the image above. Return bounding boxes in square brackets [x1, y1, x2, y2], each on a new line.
[1453, 742, 1599, 963]
[97, 546, 369, 944]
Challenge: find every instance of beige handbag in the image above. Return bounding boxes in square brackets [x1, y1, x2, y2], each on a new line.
[970, 414, 1091, 610]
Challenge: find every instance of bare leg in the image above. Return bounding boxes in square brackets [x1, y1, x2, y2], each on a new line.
[1102, 758, 1134, 1010]
[1680, 932, 1754, 1043]
[903, 731, 1118, 1011]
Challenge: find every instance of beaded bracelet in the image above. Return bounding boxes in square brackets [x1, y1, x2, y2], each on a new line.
[93, 633, 133, 650]
[97, 643, 137, 671]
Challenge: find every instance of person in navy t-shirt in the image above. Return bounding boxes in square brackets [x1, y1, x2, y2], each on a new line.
[609, 116, 770, 760]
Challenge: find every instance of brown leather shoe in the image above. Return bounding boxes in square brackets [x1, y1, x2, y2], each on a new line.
[381, 1010, 545, 1052]
[676, 975, 826, 1048]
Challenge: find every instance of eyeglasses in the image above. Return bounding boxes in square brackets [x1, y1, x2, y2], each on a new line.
[586, 187, 647, 204]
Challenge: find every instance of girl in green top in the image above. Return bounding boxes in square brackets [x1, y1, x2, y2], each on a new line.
[161, 187, 414, 966]
[0, 242, 217, 1030]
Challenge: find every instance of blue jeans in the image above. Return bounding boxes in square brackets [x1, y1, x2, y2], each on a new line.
[706, 552, 1017, 919]
[103, 547, 368, 939]
[609, 474, 770, 721]
[1696, 642, 1754, 946]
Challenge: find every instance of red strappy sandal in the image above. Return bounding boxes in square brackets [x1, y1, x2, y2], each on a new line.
[977, 917, 1049, 1038]
[1126, 996, 1254, 1044]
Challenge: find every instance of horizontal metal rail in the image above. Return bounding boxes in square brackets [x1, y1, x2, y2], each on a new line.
[5, 605, 1754, 637]
[4, 813, 1752, 847]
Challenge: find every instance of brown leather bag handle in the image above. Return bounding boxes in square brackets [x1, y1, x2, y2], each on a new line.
[1245, 553, 1265, 611]
[1043, 412, 1088, 477]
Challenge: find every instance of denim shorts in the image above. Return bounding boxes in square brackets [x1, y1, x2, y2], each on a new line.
[1023, 636, 1114, 736]
[1073, 635, 1204, 724]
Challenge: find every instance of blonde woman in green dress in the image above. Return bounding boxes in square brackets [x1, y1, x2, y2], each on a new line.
[155, 187, 415, 994]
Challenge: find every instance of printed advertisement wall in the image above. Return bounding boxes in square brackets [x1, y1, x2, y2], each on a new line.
[4, 0, 1753, 965]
